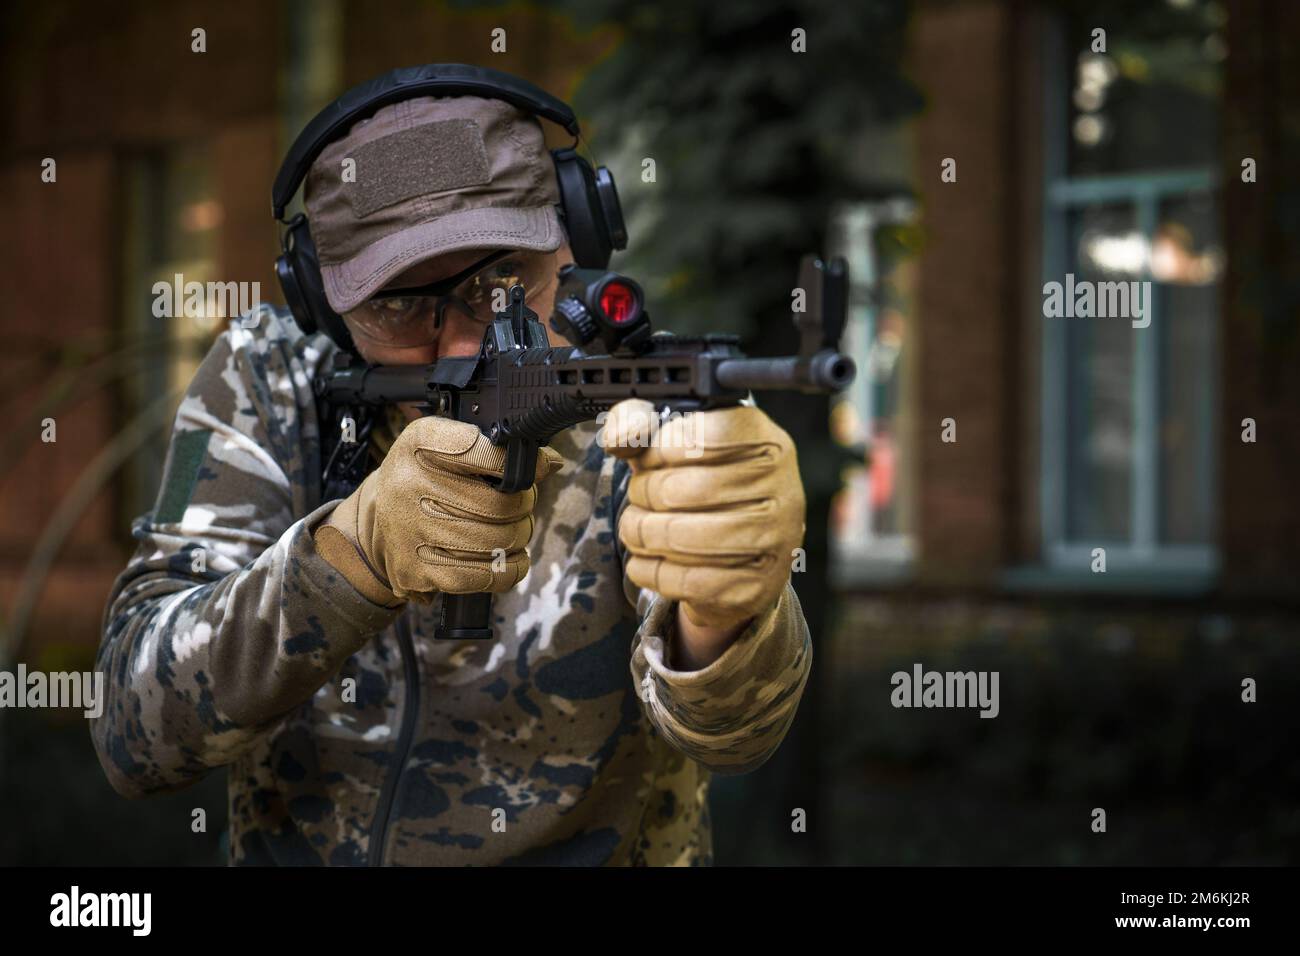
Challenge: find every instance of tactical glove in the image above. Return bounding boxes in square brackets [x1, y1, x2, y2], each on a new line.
[314, 415, 564, 605]
[602, 399, 805, 630]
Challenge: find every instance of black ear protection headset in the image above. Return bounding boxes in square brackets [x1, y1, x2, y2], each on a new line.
[272, 63, 628, 353]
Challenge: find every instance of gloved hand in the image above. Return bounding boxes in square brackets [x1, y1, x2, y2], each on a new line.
[314, 415, 564, 605]
[602, 399, 805, 630]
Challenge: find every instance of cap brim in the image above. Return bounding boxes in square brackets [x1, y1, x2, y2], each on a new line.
[320, 204, 564, 314]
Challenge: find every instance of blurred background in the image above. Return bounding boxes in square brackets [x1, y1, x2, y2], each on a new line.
[1, 0, 1297, 865]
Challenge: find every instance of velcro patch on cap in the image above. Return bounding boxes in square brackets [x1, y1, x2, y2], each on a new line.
[349, 119, 491, 218]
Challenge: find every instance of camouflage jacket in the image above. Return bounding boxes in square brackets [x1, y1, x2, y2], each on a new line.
[91, 304, 812, 866]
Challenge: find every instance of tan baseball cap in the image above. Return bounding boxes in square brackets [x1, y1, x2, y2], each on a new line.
[303, 95, 564, 315]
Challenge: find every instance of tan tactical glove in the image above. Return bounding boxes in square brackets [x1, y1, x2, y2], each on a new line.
[314, 415, 564, 605]
[602, 399, 805, 629]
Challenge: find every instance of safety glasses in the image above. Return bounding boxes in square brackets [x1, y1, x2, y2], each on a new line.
[343, 249, 562, 347]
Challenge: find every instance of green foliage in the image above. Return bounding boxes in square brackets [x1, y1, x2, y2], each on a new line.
[551, 0, 921, 339]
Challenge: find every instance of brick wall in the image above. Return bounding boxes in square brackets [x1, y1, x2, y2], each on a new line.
[910, 0, 1022, 585]
[1219, 0, 1300, 599]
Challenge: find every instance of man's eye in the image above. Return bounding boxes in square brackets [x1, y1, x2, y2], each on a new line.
[476, 262, 525, 289]
[377, 297, 420, 315]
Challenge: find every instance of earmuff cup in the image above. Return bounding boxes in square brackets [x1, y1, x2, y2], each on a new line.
[553, 147, 619, 271]
[277, 217, 357, 354]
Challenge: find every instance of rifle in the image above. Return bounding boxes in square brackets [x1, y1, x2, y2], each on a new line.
[319, 254, 855, 640]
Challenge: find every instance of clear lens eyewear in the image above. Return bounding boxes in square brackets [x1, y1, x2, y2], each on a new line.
[343, 250, 561, 347]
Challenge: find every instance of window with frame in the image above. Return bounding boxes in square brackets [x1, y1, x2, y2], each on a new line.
[1039, 7, 1224, 576]
[828, 198, 919, 578]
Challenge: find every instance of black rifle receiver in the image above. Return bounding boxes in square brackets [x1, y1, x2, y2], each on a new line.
[320, 255, 855, 640]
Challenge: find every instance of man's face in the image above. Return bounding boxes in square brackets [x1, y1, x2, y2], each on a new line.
[341, 241, 574, 367]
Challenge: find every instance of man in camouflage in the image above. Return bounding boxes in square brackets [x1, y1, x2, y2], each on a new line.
[91, 89, 812, 865]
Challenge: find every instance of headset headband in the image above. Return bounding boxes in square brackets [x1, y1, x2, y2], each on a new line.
[271, 63, 582, 220]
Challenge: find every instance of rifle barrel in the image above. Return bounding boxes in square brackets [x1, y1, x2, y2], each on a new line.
[714, 349, 855, 393]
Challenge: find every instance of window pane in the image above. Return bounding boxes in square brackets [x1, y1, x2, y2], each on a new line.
[1157, 193, 1220, 544]
[1064, 204, 1137, 543]
[1064, 9, 1223, 177]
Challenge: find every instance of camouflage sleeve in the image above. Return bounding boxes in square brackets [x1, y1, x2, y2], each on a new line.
[91, 312, 402, 798]
[613, 461, 813, 776]
[628, 586, 812, 776]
